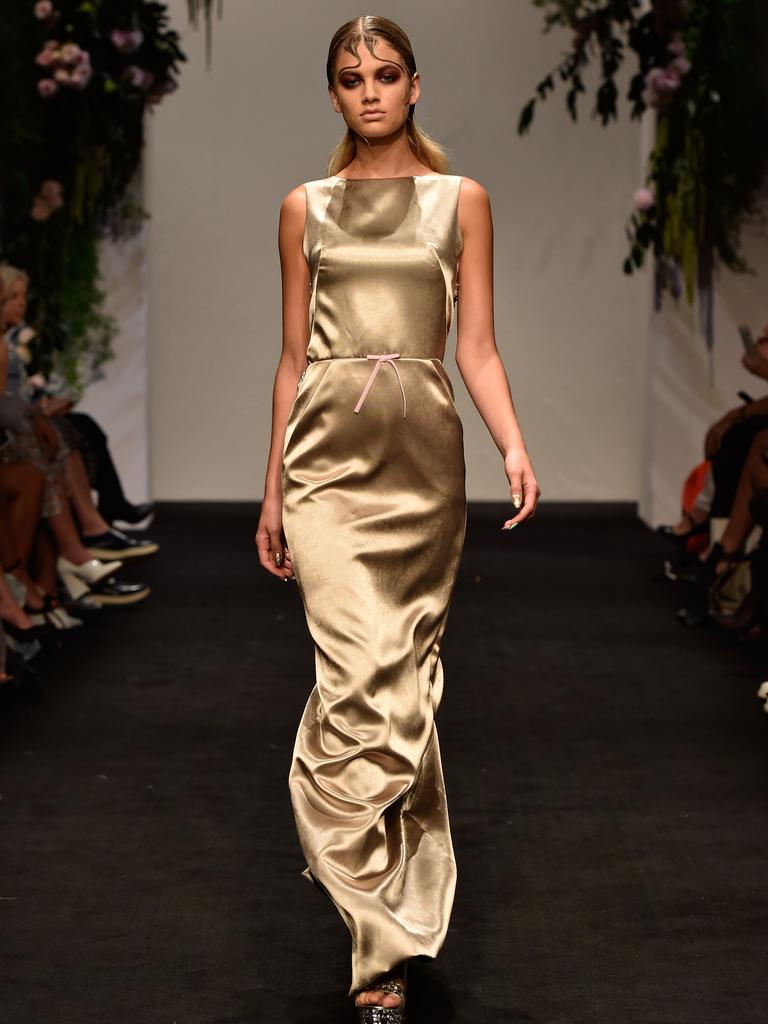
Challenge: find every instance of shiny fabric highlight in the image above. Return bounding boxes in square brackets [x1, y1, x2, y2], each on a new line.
[282, 174, 466, 996]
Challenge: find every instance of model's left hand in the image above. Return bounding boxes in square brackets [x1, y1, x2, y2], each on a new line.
[502, 450, 540, 529]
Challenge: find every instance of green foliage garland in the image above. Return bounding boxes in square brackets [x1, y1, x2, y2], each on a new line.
[519, 0, 768, 356]
[0, 2, 201, 398]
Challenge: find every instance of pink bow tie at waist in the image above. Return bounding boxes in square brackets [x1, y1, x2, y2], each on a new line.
[353, 353, 407, 418]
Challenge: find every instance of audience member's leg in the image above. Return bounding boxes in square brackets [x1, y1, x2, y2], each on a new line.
[702, 429, 768, 573]
[0, 462, 44, 565]
[33, 527, 57, 596]
[65, 411, 148, 523]
[65, 449, 114, 536]
[46, 490, 107, 565]
[0, 559, 35, 631]
[710, 416, 768, 517]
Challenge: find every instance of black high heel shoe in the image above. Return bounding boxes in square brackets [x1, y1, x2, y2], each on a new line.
[2, 617, 53, 644]
[672, 542, 746, 587]
[656, 510, 710, 544]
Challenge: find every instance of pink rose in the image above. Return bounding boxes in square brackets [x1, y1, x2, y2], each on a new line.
[633, 188, 655, 212]
[649, 67, 682, 94]
[34, 0, 53, 18]
[642, 66, 682, 108]
[35, 48, 57, 67]
[59, 42, 82, 66]
[70, 66, 92, 89]
[669, 55, 691, 76]
[36, 78, 58, 97]
[111, 29, 144, 54]
[125, 65, 155, 90]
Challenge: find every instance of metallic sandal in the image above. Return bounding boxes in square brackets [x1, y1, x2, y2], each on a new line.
[354, 973, 407, 1024]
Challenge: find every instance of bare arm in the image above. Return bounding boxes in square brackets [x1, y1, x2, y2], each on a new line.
[455, 178, 541, 528]
[255, 183, 311, 579]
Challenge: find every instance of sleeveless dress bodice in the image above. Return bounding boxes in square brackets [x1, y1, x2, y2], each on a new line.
[281, 172, 467, 998]
[303, 173, 463, 362]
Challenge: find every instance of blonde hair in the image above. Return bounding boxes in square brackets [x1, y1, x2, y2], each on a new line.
[0, 264, 30, 299]
[325, 16, 451, 177]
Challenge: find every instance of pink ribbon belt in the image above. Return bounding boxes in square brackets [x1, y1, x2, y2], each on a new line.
[353, 353, 407, 418]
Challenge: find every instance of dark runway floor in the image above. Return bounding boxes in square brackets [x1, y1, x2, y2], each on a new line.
[3, 502, 768, 1024]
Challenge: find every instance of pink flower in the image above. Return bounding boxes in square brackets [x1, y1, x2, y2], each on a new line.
[111, 28, 144, 54]
[53, 67, 71, 84]
[59, 42, 82, 66]
[34, 0, 54, 18]
[70, 66, 92, 90]
[35, 48, 57, 67]
[633, 188, 655, 212]
[36, 77, 58, 97]
[642, 66, 682, 108]
[669, 55, 691, 76]
[650, 67, 682, 94]
[124, 65, 155, 90]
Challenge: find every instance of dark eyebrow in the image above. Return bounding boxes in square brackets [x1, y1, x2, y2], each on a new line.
[338, 61, 403, 75]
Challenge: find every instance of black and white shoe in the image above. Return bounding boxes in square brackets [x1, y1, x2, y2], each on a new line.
[82, 526, 159, 560]
[88, 576, 151, 606]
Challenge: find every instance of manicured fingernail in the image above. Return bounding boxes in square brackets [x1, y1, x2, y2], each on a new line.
[502, 522, 518, 530]
[512, 495, 522, 508]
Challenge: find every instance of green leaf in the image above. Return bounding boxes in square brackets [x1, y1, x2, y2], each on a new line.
[518, 98, 536, 135]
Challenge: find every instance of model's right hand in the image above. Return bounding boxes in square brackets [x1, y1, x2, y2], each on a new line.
[256, 494, 294, 580]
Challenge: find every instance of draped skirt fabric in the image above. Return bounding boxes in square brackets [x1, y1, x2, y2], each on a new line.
[281, 355, 466, 995]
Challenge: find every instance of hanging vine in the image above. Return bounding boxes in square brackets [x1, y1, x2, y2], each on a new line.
[519, 0, 768, 360]
[0, 1, 221, 397]
[186, 0, 223, 70]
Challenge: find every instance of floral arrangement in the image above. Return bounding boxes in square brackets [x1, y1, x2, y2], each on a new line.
[0, 2, 194, 397]
[519, 0, 768, 357]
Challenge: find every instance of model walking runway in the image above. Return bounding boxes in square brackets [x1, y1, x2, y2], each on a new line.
[282, 174, 467, 995]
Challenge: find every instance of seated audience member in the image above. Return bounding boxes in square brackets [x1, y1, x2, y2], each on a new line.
[660, 322, 768, 584]
[0, 272, 152, 610]
[0, 265, 157, 561]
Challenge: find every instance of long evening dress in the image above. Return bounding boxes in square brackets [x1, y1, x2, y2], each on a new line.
[281, 172, 466, 996]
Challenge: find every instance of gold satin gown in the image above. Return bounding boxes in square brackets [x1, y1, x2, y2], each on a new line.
[281, 172, 466, 996]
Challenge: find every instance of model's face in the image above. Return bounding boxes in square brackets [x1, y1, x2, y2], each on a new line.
[2, 279, 27, 328]
[329, 38, 420, 138]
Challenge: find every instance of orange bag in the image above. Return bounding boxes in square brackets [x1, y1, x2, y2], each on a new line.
[681, 459, 711, 517]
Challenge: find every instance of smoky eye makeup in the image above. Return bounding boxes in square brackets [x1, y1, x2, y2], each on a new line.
[339, 66, 403, 88]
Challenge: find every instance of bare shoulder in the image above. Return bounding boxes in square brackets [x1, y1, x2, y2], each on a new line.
[280, 182, 307, 222]
[278, 183, 308, 247]
[456, 176, 489, 202]
[456, 176, 492, 235]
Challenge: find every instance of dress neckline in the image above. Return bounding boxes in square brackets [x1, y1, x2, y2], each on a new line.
[330, 173, 441, 182]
